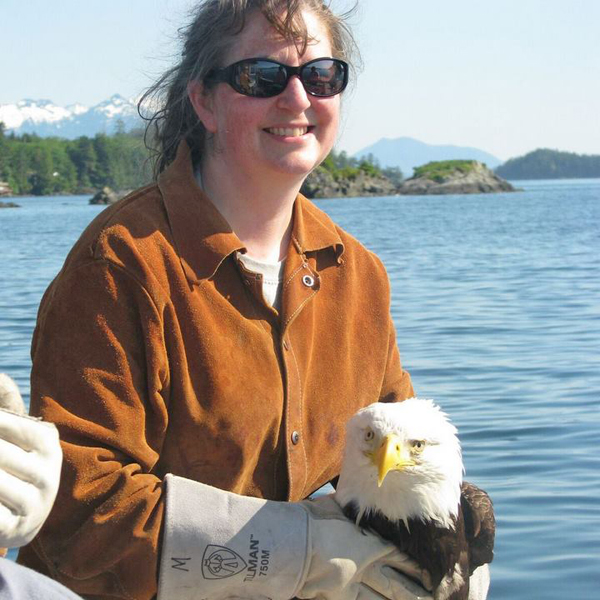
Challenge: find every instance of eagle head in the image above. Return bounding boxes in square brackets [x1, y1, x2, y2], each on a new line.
[335, 399, 464, 530]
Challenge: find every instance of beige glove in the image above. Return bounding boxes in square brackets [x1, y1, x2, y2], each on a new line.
[158, 475, 431, 600]
[0, 374, 62, 549]
[299, 494, 432, 600]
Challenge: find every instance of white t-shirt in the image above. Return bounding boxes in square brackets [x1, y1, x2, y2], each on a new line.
[237, 252, 285, 310]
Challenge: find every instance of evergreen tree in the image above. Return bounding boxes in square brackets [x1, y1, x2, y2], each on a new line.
[68, 137, 98, 189]
[29, 145, 54, 195]
[0, 122, 9, 183]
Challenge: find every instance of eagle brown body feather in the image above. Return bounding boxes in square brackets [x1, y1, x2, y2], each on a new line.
[342, 482, 495, 599]
[460, 481, 495, 574]
[343, 501, 470, 600]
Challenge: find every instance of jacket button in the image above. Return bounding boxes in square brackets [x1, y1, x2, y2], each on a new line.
[302, 274, 315, 288]
[291, 431, 300, 445]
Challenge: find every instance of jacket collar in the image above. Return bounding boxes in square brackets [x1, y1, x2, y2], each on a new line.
[158, 142, 345, 285]
[292, 193, 345, 260]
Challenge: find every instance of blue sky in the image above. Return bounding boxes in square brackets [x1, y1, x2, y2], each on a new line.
[2, 0, 599, 160]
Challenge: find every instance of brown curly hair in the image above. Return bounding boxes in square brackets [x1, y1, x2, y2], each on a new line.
[138, 0, 358, 177]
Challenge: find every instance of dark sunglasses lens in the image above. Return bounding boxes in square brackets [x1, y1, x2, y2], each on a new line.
[301, 59, 347, 96]
[233, 60, 287, 97]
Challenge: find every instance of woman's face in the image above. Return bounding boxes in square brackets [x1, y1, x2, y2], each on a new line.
[193, 9, 341, 182]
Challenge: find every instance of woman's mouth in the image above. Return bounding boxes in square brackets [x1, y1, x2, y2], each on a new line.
[264, 126, 313, 137]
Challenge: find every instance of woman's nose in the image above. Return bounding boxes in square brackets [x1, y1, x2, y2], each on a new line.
[276, 75, 312, 111]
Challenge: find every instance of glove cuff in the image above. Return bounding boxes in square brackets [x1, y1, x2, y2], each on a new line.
[158, 474, 310, 600]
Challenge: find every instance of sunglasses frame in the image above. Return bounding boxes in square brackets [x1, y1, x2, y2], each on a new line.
[205, 57, 349, 98]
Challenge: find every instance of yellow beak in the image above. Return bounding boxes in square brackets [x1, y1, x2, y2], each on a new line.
[374, 433, 415, 487]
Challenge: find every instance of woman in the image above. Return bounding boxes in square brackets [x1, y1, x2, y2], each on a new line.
[18, 2, 490, 599]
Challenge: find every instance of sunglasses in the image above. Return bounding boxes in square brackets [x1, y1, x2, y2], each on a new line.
[205, 57, 349, 98]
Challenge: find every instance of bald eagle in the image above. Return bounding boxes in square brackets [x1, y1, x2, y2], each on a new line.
[335, 399, 494, 600]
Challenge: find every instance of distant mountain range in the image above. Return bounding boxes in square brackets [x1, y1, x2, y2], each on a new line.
[0, 95, 142, 138]
[354, 137, 502, 176]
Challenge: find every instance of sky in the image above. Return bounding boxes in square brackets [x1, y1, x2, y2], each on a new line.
[1, 0, 599, 161]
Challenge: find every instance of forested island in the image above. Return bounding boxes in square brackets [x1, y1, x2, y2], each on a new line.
[495, 149, 600, 180]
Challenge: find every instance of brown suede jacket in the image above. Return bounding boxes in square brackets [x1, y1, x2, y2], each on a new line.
[18, 143, 414, 599]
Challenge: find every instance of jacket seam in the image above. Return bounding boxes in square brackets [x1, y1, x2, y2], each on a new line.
[285, 362, 293, 498]
[283, 288, 317, 330]
[283, 263, 305, 289]
[288, 341, 308, 497]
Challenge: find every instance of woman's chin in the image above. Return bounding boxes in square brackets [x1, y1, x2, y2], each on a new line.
[263, 152, 325, 181]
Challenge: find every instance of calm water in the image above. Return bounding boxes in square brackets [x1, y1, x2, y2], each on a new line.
[1, 181, 599, 598]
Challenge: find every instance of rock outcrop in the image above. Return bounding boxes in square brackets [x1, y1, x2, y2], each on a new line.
[301, 167, 398, 199]
[89, 187, 119, 205]
[0, 201, 20, 208]
[88, 187, 133, 205]
[398, 161, 515, 195]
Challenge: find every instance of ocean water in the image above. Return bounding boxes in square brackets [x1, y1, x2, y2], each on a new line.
[1, 180, 599, 598]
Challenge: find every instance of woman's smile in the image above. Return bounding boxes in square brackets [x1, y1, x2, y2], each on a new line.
[264, 125, 313, 138]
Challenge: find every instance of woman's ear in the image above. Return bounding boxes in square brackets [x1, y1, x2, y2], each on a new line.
[188, 80, 217, 134]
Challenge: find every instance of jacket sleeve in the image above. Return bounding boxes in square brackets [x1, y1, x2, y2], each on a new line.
[19, 258, 170, 600]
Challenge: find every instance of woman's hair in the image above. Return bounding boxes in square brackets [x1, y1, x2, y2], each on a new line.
[139, 0, 358, 177]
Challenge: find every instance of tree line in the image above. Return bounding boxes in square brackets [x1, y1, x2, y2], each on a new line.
[0, 123, 151, 196]
[0, 123, 398, 196]
[320, 150, 404, 185]
[495, 148, 600, 180]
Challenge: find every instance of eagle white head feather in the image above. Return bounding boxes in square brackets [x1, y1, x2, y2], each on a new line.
[335, 399, 464, 530]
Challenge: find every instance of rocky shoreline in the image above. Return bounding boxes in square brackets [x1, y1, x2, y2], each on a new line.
[302, 160, 516, 198]
[3, 162, 517, 205]
[301, 167, 398, 199]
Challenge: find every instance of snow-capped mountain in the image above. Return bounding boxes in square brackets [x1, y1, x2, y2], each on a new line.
[0, 95, 143, 138]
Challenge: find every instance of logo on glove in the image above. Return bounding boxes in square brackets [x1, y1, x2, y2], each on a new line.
[202, 544, 247, 579]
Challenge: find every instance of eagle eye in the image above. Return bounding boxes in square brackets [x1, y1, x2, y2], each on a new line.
[364, 428, 374, 442]
[411, 440, 425, 453]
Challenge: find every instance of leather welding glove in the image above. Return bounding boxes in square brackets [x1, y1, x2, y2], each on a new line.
[158, 474, 432, 600]
[0, 375, 62, 549]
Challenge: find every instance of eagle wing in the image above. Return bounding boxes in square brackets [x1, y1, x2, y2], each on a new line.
[460, 481, 495, 574]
